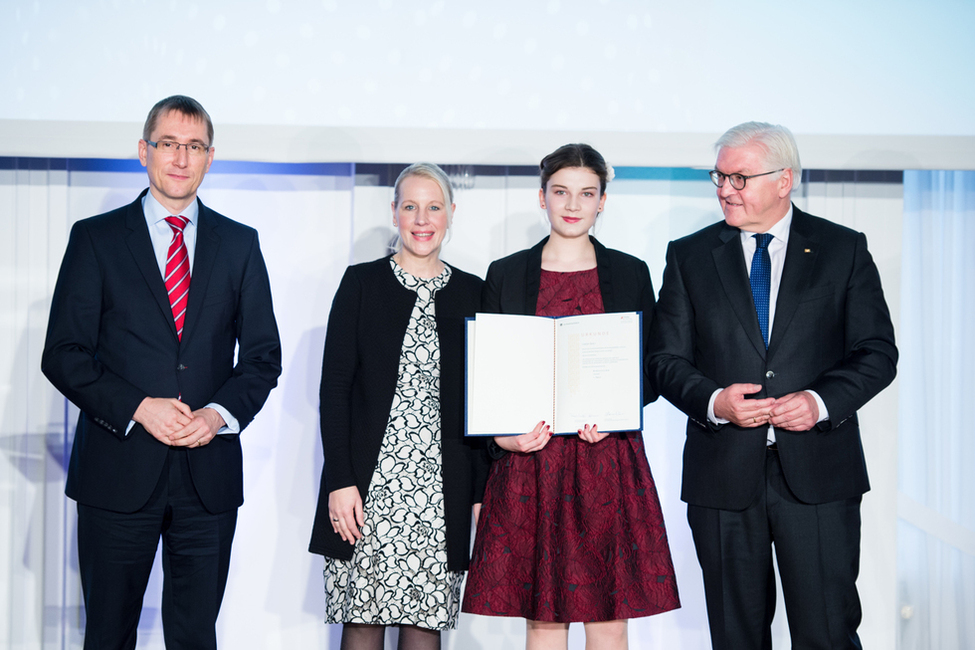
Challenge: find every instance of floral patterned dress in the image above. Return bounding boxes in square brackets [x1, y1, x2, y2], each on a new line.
[323, 260, 463, 630]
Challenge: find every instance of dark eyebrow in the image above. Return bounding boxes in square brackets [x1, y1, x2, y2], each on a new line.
[551, 184, 599, 191]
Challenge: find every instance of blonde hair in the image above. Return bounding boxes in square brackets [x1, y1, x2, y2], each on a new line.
[390, 162, 454, 253]
[394, 162, 454, 222]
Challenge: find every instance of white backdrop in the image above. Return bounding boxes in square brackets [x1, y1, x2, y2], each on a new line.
[5, 0, 969, 646]
[4, 1, 973, 136]
[896, 171, 975, 649]
[1, 1, 974, 167]
[0, 160, 903, 649]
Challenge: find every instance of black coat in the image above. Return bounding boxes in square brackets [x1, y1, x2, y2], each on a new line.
[482, 236, 658, 407]
[41, 190, 282, 514]
[308, 257, 488, 571]
[648, 206, 898, 509]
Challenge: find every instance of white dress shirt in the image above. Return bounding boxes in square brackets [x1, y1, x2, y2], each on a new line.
[707, 206, 828, 442]
[122, 192, 239, 435]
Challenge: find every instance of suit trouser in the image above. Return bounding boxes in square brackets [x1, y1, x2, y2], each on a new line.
[687, 448, 862, 650]
[77, 447, 237, 650]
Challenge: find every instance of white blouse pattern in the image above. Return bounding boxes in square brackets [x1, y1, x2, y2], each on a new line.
[323, 260, 463, 630]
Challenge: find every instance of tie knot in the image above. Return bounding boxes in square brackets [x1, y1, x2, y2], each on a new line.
[754, 233, 773, 250]
[165, 216, 188, 233]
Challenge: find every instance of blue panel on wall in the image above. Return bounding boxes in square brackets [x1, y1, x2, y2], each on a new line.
[0, 157, 71, 171]
[0, 157, 354, 177]
[67, 159, 144, 172]
[613, 167, 708, 182]
[3, 158, 902, 185]
[209, 161, 352, 176]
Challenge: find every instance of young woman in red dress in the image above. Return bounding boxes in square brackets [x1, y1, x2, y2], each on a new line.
[462, 144, 680, 649]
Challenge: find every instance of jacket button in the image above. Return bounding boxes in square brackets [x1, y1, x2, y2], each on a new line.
[766, 370, 775, 378]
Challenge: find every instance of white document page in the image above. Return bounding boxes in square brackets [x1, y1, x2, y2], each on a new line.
[468, 313, 555, 436]
[553, 312, 642, 434]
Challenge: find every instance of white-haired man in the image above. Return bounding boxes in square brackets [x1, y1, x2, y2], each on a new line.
[648, 122, 897, 649]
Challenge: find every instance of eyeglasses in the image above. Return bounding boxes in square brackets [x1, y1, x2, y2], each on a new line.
[709, 168, 784, 190]
[146, 140, 211, 157]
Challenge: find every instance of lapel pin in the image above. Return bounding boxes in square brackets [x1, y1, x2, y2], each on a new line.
[804, 248, 811, 253]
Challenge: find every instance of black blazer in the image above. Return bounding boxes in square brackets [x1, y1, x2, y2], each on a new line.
[648, 205, 897, 510]
[483, 236, 658, 407]
[42, 189, 282, 514]
[308, 257, 488, 571]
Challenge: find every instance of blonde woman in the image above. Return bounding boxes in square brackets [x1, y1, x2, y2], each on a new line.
[310, 163, 487, 649]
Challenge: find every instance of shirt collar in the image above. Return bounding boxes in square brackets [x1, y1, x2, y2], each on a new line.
[739, 204, 793, 244]
[143, 190, 199, 227]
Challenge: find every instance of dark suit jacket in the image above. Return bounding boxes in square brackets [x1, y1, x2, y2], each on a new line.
[483, 236, 658, 407]
[308, 257, 488, 571]
[648, 205, 897, 511]
[42, 189, 282, 514]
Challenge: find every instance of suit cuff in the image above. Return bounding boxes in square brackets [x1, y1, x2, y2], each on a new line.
[806, 390, 829, 423]
[487, 438, 508, 460]
[708, 388, 730, 425]
[206, 403, 240, 434]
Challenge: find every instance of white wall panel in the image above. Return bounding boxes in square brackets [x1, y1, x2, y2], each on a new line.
[2, 2, 973, 168]
[1, 162, 904, 649]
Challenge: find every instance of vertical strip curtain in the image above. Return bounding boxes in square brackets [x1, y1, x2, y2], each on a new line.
[898, 170, 975, 649]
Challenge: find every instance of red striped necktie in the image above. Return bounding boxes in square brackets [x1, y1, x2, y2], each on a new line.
[164, 216, 191, 339]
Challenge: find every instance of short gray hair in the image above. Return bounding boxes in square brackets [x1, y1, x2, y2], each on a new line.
[143, 95, 214, 146]
[715, 121, 801, 193]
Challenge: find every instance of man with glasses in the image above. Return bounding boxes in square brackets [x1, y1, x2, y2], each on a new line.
[648, 122, 897, 649]
[42, 95, 282, 649]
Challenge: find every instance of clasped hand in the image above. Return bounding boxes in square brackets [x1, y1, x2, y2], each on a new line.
[714, 384, 819, 431]
[134, 397, 225, 447]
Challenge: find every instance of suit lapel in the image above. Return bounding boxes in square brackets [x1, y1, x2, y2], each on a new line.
[182, 199, 219, 344]
[524, 238, 545, 314]
[525, 237, 616, 312]
[713, 224, 768, 357]
[768, 207, 819, 357]
[125, 192, 180, 341]
[591, 237, 617, 312]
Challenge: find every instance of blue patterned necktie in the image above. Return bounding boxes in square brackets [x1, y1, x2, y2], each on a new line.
[750, 233, 773, 348]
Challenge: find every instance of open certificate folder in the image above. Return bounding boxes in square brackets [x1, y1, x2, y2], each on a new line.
[466, 312, 643, 436]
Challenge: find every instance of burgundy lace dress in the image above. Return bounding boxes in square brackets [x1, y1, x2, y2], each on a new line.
[462, 268, 680, 622]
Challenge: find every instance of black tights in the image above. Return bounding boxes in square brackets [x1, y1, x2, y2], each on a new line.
[340, 623, 441, 650]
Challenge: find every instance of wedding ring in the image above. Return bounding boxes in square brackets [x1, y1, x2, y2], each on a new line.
[331, 517, 339, 522]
